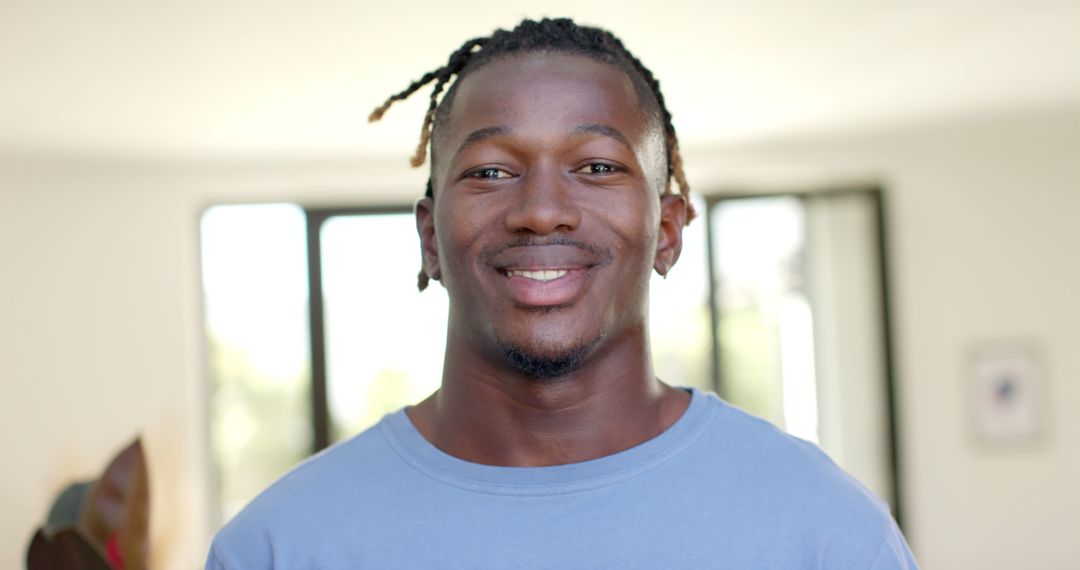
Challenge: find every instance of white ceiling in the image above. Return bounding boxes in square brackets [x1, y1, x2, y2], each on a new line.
[2, 0, 1078, 160]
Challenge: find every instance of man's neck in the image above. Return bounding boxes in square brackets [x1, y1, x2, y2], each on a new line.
[407, 332, 691, 467]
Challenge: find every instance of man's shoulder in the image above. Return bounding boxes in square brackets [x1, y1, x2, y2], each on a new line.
[701, 395, 897, 528]
[689, 395, 914, 567]
[253, 415, 398, 503]
[208, 413, 407, 566]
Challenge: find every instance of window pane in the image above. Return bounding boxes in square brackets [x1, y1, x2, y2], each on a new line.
[650, 194, 712, 392]
[803, 192, 893, 503]
[201, 204, 311, 523]
[321, 214, 447, 442]
[711, 197, 819, 442]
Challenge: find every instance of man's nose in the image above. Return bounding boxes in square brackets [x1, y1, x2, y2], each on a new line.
[504, 165, 582, 235]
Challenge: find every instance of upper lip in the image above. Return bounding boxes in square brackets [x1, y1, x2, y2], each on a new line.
[487, 244, 605, 273]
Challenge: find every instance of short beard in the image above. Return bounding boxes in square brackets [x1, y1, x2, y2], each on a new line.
[499, 335, 602, 380]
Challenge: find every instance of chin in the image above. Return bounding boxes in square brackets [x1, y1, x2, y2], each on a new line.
[496, 333, 603, 380]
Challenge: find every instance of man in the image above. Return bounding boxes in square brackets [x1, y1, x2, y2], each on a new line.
[208, 18, 918, 568]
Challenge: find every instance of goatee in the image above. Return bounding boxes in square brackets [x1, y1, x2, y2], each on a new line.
[498, 334, 602, 379]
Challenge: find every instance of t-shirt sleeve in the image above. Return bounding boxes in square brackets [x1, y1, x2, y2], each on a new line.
[819, 506, 919, 570]
[204, 521, 275, 570]
[867, 522, 919, 570]
[204, 544, 227, 570]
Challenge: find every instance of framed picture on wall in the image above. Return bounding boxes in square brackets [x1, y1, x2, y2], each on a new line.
[970, 341, 1044, 443]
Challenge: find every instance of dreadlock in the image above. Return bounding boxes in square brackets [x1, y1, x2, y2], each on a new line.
[369, 17, 694, 290]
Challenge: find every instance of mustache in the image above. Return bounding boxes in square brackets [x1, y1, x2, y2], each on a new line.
[478, 236, 613, 266]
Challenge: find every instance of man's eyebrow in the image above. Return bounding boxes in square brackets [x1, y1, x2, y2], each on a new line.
[450, 124, 633, 161]
[453, 125, 513, 160]
[571, 124, 633, 151]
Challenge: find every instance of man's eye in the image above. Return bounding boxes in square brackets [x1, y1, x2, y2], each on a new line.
[576, 163, 621, 175]
[467, 167, 512, 179]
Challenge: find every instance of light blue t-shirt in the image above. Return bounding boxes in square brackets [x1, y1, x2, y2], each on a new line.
[208, 388, 918, 569]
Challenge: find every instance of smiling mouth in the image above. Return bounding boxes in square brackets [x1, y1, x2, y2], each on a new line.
[485, 241, 610, 308]
[498, 266, 593, 307]
[506, 269, 569, 281]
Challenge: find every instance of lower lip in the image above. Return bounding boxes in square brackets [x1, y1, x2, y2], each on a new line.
[502, 268, 592, 307]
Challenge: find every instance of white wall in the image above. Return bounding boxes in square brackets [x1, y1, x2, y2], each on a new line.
[1, 105, 1077, 569]
[0, 157, 424, 570]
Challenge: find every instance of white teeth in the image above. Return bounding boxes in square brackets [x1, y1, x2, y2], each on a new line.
[508, 269, 569, 281]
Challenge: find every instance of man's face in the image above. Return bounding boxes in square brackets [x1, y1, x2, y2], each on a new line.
[416, 52, 685, 376]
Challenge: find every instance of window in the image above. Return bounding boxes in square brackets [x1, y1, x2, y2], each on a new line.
[200, 204, 311, 521]
[711, 196, 819, 441]
[708, 190, 899, 517]
[318, 212, 448, 443]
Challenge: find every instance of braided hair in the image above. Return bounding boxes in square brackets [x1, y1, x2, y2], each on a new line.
[370, 17, 693, 290]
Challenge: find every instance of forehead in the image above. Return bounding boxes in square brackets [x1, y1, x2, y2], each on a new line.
[437, 52, 653, 145]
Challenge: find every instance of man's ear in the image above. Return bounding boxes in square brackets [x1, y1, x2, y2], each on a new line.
[654, 193, 688, 277]
[414, 196, 441, 289]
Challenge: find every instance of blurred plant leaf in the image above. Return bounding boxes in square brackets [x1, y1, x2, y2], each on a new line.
[27, 528, 112, 570]
[78, 438, 150, 570]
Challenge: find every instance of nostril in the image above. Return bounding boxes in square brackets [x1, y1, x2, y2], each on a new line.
[503, 187, 582, 235]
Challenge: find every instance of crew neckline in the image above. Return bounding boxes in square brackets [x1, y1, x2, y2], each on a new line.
[379, 387, 720, 496]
